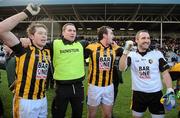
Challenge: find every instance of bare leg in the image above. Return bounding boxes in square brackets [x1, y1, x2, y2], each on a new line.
[101, 104, 113, 118]
[88, 105, 98, 118]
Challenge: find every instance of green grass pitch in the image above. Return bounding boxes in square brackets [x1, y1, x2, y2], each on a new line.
[0, 68, 177, 118]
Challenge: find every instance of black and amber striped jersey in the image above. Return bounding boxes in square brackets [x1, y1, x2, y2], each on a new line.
[169, 62, 180, 81]
[11, 43, 51, 99]
[85, 42, 123, 87]
[170, 63, 180, 72]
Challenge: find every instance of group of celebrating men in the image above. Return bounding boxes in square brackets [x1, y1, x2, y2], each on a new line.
[0, 3, 178, 118]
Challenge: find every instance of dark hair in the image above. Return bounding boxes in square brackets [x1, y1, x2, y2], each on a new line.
[97, 26, 111, 41]
[135, 30, 149, 40]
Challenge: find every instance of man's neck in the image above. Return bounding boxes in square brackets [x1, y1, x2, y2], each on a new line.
[138, 47, 147, 52]
[137, 48, 149, 56]
[62, 37, 74, 45]
[32, 41, 43, 50]
[100, 39, 109, 47]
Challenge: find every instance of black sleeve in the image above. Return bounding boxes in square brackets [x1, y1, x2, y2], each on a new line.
[159, 58, 170, 72]
[80, 40, 90, 59]
[47, 61, 54, 84]
[46, 41, 53, 62]
[80, 40, 89, 49]
[44, 40, 51, 50]
[127, 57, 131, 67]
[10, 42, 26, 57]
[116, 47, 123, 57]
[84, 48, 92, 59]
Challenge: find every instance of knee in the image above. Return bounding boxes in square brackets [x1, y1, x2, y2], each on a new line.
[88, 111, 96, 118]
[103, 112, 112, 118]
[88, 112, 96, 118]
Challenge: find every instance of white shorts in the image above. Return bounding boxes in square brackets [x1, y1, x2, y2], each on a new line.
[87, 84, 114, 106]
[13, 97, 47, 118]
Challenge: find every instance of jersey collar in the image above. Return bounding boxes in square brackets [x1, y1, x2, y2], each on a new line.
[62, 37, 76, 45]
[99, 41, 111, 49]
[136, 48, 151, 56]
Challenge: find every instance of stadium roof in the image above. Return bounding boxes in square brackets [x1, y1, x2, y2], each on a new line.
[0, 0, 180, 6]
[0, 1, 180, 33]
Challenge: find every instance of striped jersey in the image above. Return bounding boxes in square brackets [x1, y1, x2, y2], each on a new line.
[169, 62, 180, 81]
[85, 42, 123, 87]
[170, 63, 180, 72]
[12, 43, 51, 99]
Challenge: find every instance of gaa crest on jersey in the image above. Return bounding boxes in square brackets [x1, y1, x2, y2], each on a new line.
[99, 56, 111, 70]
[149, 59, 153, 64]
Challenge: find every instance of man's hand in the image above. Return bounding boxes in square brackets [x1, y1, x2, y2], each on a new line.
[23, 3, 40, 17]
[20, 38, 31, 48]
[123, 40, 134, 55]
[111, 41, 118, 46]
[160, 88, 176, 111]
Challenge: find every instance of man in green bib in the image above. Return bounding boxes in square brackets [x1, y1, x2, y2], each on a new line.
[51, 23, 88, 118]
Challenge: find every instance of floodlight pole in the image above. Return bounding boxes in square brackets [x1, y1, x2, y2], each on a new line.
[51, 20, 54, 41]
[160, 22, 163, 48]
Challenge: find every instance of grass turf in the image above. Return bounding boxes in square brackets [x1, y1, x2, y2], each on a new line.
[0, 69, 177, 118]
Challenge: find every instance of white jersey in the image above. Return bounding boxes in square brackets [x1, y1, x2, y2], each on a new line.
[128, 50, 166, 93]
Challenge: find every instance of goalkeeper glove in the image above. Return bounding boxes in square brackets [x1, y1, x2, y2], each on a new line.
[123, 40, 134, 55]
[160, 88, 176, 111]
[23, 3, 40, 17]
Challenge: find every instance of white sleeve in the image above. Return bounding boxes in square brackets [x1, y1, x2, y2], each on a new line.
[156, 50, 166, 60]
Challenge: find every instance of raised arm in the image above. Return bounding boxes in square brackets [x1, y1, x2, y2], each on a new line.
[0, 3, 40, 47]
[119, 40, 133, 71]
[0, 3, 40, 34]
[119, 54, 128, 71]
[0, 12, 28, 34]
[0, 32, 20, 47]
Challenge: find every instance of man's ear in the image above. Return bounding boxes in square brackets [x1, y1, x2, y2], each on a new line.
[62, 31, 64, 36]
[29, 34, 34, 40]
[103, 33, 106, 39]
[135, 38, 138, 44]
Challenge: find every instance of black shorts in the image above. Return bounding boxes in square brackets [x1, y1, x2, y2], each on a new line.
[0, 97, 3, 116]
[131, 90, 165, 115]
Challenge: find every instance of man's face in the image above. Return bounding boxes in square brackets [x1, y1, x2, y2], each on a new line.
[105, 28, 114, 45]
[62, 25, 76, 42]
[30, 27, 47, 49]
[136, 32, 151, 51]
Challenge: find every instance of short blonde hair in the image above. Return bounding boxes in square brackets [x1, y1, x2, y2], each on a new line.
[135, 30, 149, 40]
[26, 23, 48, 36]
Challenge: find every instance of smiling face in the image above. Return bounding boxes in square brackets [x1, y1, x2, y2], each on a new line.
[62, 24, 76, 42]
[135, 31, 151, 52]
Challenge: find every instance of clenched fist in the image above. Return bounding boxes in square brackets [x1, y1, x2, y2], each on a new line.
[23, 3, 40, 17]
[123, 40, 134, 55]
